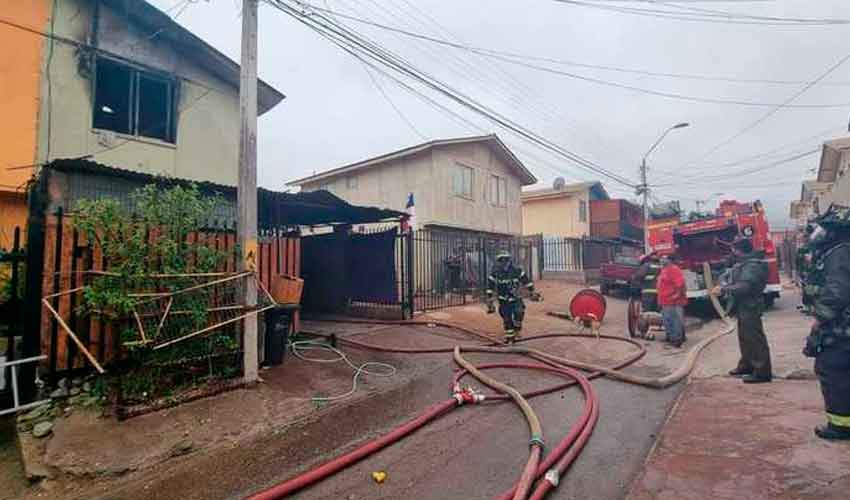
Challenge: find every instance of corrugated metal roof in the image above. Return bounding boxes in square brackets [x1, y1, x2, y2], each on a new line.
[45, 159, 405, 228]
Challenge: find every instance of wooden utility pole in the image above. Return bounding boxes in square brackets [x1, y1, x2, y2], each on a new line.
[238, 0, 259, 383]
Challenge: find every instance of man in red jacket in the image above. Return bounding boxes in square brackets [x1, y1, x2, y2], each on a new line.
[657, 255, 688, 347]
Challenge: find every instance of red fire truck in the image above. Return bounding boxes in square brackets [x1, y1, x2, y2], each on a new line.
[647, 200, 781, 306]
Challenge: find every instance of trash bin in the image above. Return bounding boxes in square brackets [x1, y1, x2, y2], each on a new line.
[264, 303, 300, 366]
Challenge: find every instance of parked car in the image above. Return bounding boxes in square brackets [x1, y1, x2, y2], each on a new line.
[599, 255, 640, 296]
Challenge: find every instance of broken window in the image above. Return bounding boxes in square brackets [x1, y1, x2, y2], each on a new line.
[93, 58, 176, 143]
[93, 59, 132, 135]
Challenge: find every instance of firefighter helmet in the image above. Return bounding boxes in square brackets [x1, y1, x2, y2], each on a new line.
[496, 251, 512, 262]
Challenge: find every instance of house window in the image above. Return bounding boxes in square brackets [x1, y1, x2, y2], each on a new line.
[452, 164, 474, 199]
[579, 200, 588, 223]
[489, 175, 507, 207]
[93, 58, 176, 143]
[346, 176, 358, 189]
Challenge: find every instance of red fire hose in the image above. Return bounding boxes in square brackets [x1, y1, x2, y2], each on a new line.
[247, 398, 458, 500]
[248, 357, 603, 500]
[247, 316, 648, 500]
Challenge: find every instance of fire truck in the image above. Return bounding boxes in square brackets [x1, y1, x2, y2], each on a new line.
[647, 200, 781, 306]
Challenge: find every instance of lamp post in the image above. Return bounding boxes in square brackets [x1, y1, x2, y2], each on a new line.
[638, 122, 690, 252]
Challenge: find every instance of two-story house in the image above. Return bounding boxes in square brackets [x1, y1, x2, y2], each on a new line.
[0, 0, 284, 248]
[521, 181, 610, 238]
[287, 135, 537, 237]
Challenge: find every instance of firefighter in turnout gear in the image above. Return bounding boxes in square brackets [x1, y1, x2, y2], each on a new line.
[711, 237, 773, 384]
[801, 205, 850, 440]
[486, 252, 541, 343]
[632, 253, 661, 313]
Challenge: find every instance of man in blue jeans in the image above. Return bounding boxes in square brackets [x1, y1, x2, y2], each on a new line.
[657, 255, 688, 347]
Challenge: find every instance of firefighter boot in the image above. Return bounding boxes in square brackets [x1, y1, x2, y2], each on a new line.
[815, 423, 850, 441]
[503, 329, 517, 344]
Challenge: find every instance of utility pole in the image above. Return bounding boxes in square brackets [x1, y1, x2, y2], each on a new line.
[639, 158, 649, 253]
[238, 0, 259, 383]
[639, 122, 690, 254]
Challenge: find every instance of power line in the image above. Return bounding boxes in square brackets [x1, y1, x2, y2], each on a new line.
[268, 0, 639, 187]
[553, 0, 850, 26]
[361, 62, 428, 141]
[292, 4, 850, 107]
[677, 51, 850, 171]
[300, 4, 850, 86]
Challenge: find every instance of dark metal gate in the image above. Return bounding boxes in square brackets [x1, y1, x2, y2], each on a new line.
[411, 229, 533, 311]
[1, 227, 28, 410]
[300, 226, 413, 319]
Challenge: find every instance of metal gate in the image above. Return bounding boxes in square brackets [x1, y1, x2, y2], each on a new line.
[411, 229, 533, 311]
[1, 227, 35, 413]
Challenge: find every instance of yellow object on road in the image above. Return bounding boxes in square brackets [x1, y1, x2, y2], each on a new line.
[371, 471, 387, 484]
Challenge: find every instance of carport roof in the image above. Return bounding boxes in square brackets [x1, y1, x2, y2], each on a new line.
[44, 159, 406, 228]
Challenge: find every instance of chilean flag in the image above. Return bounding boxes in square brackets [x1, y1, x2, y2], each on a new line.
[402, 192, 416, 232]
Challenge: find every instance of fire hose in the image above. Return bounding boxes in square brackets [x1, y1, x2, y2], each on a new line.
[249, 272, 734, 499]
[248, 354, 600, 500]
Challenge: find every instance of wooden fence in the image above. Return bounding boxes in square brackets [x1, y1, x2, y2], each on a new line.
[40, 210, 300, 375]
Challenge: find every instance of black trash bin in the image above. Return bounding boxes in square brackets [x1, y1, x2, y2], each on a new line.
[264, 304, 300, 366]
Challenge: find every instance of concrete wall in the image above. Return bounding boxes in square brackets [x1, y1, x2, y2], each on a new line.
[35, 0, 242, 186]
[522, 191, 589, 237]
[0, 0, 49, 243]
[302, 141, 525, 235]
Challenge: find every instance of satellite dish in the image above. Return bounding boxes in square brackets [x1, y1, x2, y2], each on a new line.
[553, 177, 566, 191]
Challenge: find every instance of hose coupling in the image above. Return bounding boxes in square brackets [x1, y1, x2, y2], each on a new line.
[529, 435, 545, 449]
[544, 469, 560, 487]
[454, 387, 485, 405]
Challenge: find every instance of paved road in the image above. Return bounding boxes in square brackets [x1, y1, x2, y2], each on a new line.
[70, 292, 689, 500]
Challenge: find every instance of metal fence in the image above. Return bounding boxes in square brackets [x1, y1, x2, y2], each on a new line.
[1, 227, 29, 412]
[411, 229, 533, 311]
[541, 236, 638, 273]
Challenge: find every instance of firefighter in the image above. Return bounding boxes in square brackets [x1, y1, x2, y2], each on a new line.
[486, 252, 541, 343]
[801, 206, 850, 440]
[632, 252, 661, 313]
[711, 237, 773, 383]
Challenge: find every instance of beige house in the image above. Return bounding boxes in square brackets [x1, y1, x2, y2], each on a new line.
[521, 181, 609, 237]
[288, 135, 537, 236]
[33, 0, 284, 186]
[814, 137, 850, 208]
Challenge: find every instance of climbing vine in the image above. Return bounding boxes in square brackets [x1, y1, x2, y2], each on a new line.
[73, 183, 240, 403]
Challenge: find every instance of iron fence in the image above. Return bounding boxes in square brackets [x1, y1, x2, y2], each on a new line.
[1, 227, 28, 411]
[541, 236, 638, 273]
[410, 229, 533, 311]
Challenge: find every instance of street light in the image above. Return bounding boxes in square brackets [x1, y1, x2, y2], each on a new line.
[639, 122, 690, 252]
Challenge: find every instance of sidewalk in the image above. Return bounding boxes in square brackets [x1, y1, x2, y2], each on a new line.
[628, 291, 850, 500]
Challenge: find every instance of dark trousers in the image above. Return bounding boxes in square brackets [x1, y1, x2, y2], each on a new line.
[642, 292, 658, 313]
[735, 309, 772, 377]
[499, 299, 525, 336]
[815, 337, 850, 429]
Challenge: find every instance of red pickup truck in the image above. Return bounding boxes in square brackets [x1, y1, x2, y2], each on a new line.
[599, 255, 640, 296]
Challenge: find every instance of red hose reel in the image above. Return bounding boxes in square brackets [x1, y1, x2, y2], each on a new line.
[569, 289, 607, 325]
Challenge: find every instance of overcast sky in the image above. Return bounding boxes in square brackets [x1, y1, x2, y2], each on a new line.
[150, 0, 850, 228]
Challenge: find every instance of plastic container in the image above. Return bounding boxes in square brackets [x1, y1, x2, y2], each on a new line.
[271, 274, 304, 305]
